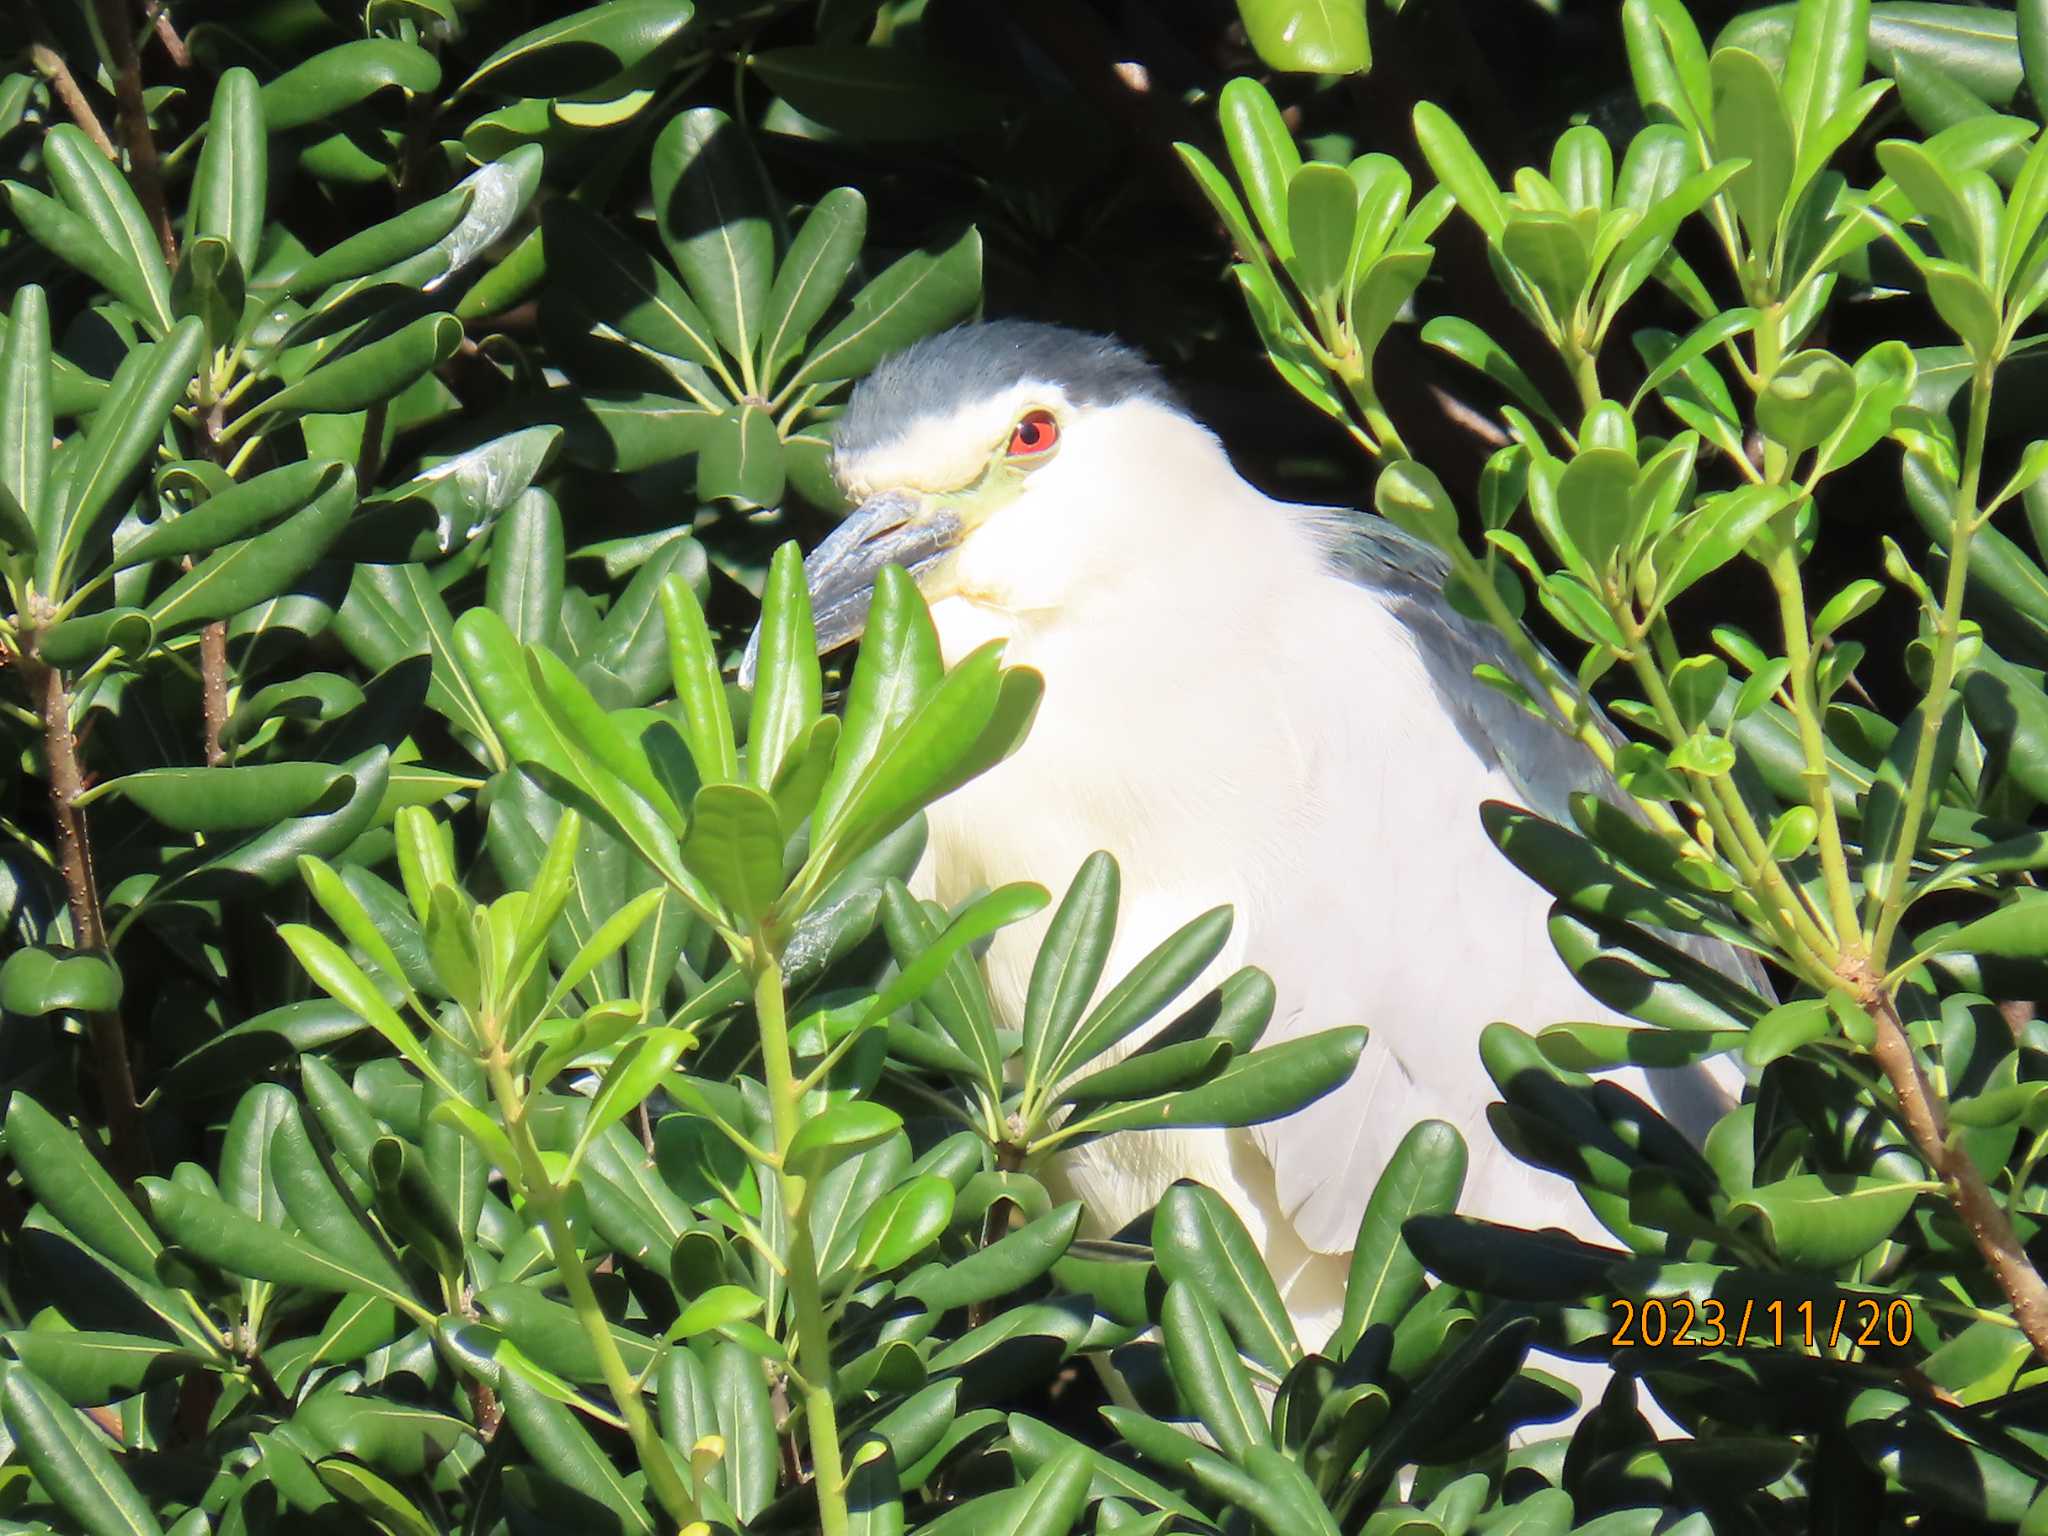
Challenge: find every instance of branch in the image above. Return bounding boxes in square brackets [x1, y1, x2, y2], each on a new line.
[143, 0, 189, 69]
[1865, 980, 2048, 1362]
[27, 41, 118, 160]
[24, 654, 149, 1183]
[92, 0, 175, 263]
[200, 620, 227, 765]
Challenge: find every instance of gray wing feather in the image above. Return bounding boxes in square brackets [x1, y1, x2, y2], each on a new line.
[1308, 509, 1773, 1000]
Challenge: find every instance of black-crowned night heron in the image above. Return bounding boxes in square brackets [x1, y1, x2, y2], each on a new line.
[765, 320, 1744, 1356]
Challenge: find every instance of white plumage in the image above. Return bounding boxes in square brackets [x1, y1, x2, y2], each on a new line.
[784, 322, 1746, 1370]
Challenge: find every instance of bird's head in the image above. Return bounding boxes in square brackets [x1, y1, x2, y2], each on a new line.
[742, 320, 1201, 682]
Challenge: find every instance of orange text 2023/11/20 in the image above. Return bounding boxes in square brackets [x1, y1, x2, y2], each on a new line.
[1608, 1295, 1917, 1350]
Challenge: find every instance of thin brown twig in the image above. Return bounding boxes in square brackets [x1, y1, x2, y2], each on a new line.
[143, 0, 188, 68]
[27, 41, 118, 160]
[24, 653, 149, 1184]
[93, 0, 175, 262]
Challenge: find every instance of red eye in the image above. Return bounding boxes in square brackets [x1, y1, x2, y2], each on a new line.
[1008, 410, 1059, 458]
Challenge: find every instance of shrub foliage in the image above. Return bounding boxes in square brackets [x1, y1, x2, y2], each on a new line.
[10, 0, 2048, 1533]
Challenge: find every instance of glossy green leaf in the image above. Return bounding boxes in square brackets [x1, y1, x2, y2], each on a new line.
[1332, 1118, 1466, 1354]
[1155, 1183, 1299, 1373]
[762, 187, 868, 381]
[88, 762, 352, 833]
[854, 1174, 954, 1273]
[1413, 101, 1506, 242]
[785, 228, 981, 389]
[1238, 0, 1368, 75]
[1287, 162, 1358, 304]
[4, 1094, 161, 1277]
[1, 947, 123, 1015]
[652, 107, 775, 363]
[261, 41, 440, 131]
[145, 464, 355, 635]
[461, 0, 695, 97]
[40, 126, 172, 334]
[40, 318, 204, 595]
[1, 1365, 164, 1536]
[247, 313, 461, 422]
[0, 284, 50, 553]
[1712, 47, 1797, 246]
[542, 197, 723, 372]
[1731, 1173, 1918, 1268]
[786, 1101, 904, 1181]
[191, 68, 265, 263]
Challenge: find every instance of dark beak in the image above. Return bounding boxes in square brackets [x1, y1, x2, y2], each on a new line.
[739, 490, 962, 687]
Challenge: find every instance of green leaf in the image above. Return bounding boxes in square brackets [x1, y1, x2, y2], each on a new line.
[571, 1026, 695, 1172]
[298, 1389, 466, 1480]
[343, 563, 498, 758]
[1054, 908, 1237, 1083]
[2, 1331, 201, 1408]
[863, 881, 1048, 1031]
[1155, 1184, 1298, 1374]
[1, 1365, 164, 1536]
[260, 40, 439, 131]
[1020, 852, 1120, 1096]
[1, 947, 123, 1015]
[1162, 1280, 1269, 1459]
[88, 762, 352, 833]
[854, 1174, 954, 1274]
[280, 923, 438, 1082]
[141, 1174, 418, 1301]
[191, 68, 265, 264]
[0, 284, 50, 553]
[269, 1098, 410, 1295]
[40, 319, 205, 596]
[40, 126, 172, 334]
[1374, 457, 1459, 548]
[2021, 3, 2048, 138]
[4, 1095, 161, 1278]
[1712, 47, 1797, 247]
[144, 463, 356, 635]
[1930, 891, 2048, 959]
[814, 563, 942, 834]
[786, 228, 982, 389]
[1237, 0, 1368, 75]
[1413, 101, 1505, 242]
[1502, 210, 1591, 323]
[1556, 447, 1638, 576]
[684, 782, 785, 923]
[749, 46, 1008, 142]
[3, 182, 167, 335]
[1221, 78, 1303, 259]
[122, 459, 343, 570]
[539, 198, 723, 373]
[285, 184, 471, 297]
[1073, 1027, 1368, 1137]
[1332, 1119, 1466, 1354]
[1421, 315, 1564, 429]
[660, 572, 738, 784]
[1920, 256, 2002, 356]
[1732, 1173, 1918, 1268]
[1760, 348, 1857, 454]
[1286, 162, 1358, 305]
[313, 1459, 440, 1536]
[762, 187, 867, 383]
[900, 1203, 1081, 1312]
[786, 1102, 904, 1181]
[246, 313, 462, 423]
[460, 0, 695, 96]
[487, 487, 564, 649]
[1784, 0, 1871, 165]
[652, 108, 776, 365]
[1744, 997, 1832, 1067]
